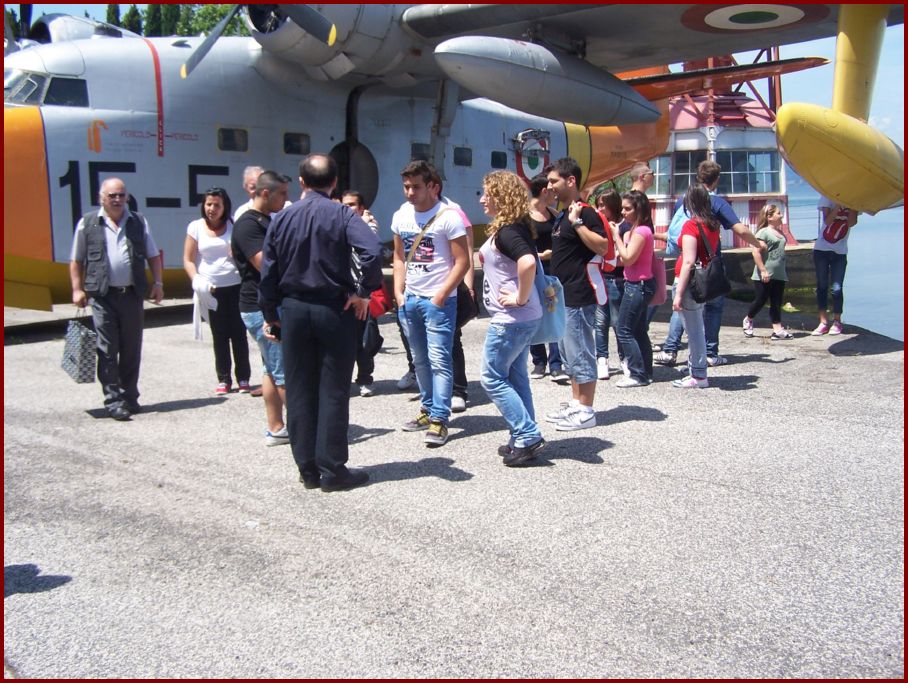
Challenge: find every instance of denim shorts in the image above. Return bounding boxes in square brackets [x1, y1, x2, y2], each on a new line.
[558, 304, 598, 384]
[240, 310, 284, 386]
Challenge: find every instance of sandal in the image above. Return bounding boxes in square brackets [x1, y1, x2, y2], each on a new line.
[771, 330, 793, 340]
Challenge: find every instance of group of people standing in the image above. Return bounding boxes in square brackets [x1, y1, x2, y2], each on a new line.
[68, 153, 859, 484]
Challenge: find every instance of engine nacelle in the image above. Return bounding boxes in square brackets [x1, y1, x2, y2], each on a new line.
[246, 4, 408, 80]
[27, 13, 140, 44]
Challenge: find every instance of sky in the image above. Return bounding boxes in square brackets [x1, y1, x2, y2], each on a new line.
[22, 3, 904, 147]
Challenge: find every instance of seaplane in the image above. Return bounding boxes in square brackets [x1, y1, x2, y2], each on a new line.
[4, 4, 903, 310]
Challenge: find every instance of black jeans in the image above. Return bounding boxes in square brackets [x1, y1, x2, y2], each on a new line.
[281, 297, 357, 480]
[208, 284, 250, 385]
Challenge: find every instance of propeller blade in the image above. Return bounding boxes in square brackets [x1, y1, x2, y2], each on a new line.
[180, 4, 241, 79]
[279, 5, 336, 46]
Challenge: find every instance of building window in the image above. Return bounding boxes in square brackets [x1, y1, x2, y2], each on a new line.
[410, 143, 430, 161]
[217, 128, 248, 152]
[715, 150, 780, 195]
[283, 133, 310, 155]
[453, 146, 472, 167]
[490, 151, 508, 169]
[648, 155, 671, 197]
[44, 77, 89, 107]
[671, 150, 707, 196]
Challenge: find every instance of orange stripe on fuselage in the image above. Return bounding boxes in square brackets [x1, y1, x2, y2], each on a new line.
[4, 106, 52, 260]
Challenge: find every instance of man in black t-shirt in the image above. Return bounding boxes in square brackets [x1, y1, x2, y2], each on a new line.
[231, 171, 291, 447]
[545, 158, 612, 432]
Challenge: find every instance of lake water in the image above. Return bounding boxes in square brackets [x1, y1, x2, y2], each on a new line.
[786, 174, 904, 341]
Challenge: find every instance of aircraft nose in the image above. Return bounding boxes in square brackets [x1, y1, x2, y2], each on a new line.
[4, 106, 55, 308]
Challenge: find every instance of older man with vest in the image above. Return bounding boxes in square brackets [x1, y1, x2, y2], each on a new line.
[70, 177, 164, 421]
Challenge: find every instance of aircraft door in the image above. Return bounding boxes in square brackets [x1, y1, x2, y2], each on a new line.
[330, 140, 379, 208]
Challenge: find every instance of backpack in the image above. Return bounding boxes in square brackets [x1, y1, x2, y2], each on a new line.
[578, 202, 618, 273]
[665, 200, 689, 256]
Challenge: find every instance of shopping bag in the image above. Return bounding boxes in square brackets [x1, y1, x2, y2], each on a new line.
[61, 314, 97, 383]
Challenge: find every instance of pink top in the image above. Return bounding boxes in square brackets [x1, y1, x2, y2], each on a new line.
[622, 225, 654, 282]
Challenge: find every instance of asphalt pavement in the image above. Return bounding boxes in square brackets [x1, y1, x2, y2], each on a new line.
[3, 299, 904, 677]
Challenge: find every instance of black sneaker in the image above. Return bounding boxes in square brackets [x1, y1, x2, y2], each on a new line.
[298, 472, 321, 489]
[530, 364, 546, 379]
[503, 439, 546, 467]
[320, 468, 369, 492]
[497, 444, 512, 457]
[549, 369, 570, 384]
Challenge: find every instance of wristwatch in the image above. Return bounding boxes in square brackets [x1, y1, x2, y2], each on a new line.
[571, 218, 583, 227]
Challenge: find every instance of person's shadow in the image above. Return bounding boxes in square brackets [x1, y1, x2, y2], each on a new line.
[4, 564, 72, 598]
[362, 456, 473, 484]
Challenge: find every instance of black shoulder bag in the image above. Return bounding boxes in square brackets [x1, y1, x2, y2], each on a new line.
[688, 222, 732, 303]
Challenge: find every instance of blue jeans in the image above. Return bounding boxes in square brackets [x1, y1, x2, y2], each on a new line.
[814, 249, 847, 314]
[616, 279, 655, 381]
[661, 287, 723, 358]
[678, 289, 708, 380]
[404, 293, 456, 423]
[481, 319, 543, 448]
[703, 295, 724, 359]
[529, 341, 562, 372]
[595, 277, 625, 360]
[558, 304, 598, 384]
[241, 310, 285, 385]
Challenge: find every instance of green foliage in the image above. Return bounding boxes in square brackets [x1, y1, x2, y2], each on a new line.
[105, 4, 120, 27]
[191, 4, 250, 37]
[121, 4, 142, 35]
[161, 5, 180, 36]
[175, 5, 195, 36]
[143, 4, 162, 37]
[8, 8, 21, 39]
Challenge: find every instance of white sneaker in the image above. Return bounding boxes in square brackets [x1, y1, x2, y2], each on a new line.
[597, 357, 610, 380]
[555, 406, 597, 431]
[621, 359, 629, 376]
[545, 400, 577, 423]
[672, 376, 709, 389]
[451, 395, 467, 413]
[615, 376, 647, 388]
[264, 426, 290, 446]
[359, 384, 374, 397]
[397, 370, 417, 390]
[706, 355, 728, 367]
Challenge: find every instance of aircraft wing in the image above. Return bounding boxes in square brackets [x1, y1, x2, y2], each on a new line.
[402, 4, 904, 73]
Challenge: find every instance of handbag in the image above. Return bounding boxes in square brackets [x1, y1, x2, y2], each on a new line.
[367, 281, 392, 319]
[688, 222, 732, 303]
[650, 252, 667, 307]
[455, 281, 479, 328]
[530, 256, 566, 345]
[61, 311, 97, 383]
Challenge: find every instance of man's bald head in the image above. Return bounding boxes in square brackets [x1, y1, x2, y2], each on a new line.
[299, 154, 338, 192]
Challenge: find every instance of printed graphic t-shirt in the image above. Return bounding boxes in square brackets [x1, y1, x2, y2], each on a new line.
[391, 201, 468, 298]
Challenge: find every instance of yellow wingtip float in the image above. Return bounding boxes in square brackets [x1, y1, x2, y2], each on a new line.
[776, 103, 904, 215]
[776, 4, 904, 214]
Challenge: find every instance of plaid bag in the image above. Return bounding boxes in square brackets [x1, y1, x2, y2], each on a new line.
[61, 315, 97, 383]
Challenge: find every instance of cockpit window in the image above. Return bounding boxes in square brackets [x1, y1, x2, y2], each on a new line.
[44, 77, 89, 107]
[4, 69, 89, 107]
[4, 69, 48, 105]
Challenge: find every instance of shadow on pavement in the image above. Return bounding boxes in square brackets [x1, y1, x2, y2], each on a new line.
[362, 456, 473, 484]
[4, 564, 72, 598]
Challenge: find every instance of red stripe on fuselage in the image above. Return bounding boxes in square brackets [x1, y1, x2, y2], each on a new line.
[142, 39, 165, 157]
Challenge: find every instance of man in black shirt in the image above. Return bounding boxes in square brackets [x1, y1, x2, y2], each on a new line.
[232, 171, 291, 446]
[546, 158, 611, 432]
[259, 155, 383, 492]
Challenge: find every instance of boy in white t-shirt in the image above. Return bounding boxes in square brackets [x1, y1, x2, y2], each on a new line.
[391, 161, 470, 447]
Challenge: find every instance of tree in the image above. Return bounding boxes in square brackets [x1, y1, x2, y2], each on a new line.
[161, 5, 180, 36]
[105, 4, 120, 27]
[8, 9, 21, 39]
[121, 4, 142, 35]
[175, 4, 195, 36]
[191, 4, 250, 37]
[144, 4, 162, 37]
